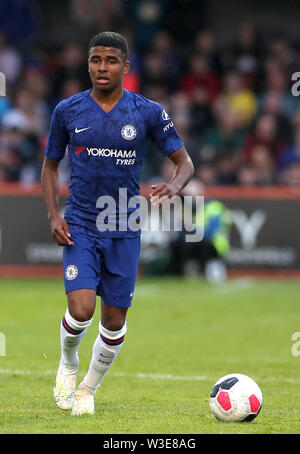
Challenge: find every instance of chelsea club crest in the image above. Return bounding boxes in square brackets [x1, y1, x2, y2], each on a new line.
[121, 125, 137, 140]
[65, 265, 78, 280]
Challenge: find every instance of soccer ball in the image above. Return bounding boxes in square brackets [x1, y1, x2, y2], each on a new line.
[209, 373, 263, 422]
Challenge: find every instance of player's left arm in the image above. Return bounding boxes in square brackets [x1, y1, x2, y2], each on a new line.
[150, 146, 194, 205]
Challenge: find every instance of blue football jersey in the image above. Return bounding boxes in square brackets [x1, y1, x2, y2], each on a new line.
[45, 88, 184, 237]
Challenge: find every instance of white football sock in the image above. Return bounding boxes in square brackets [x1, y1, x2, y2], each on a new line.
[83, 321, 127, 394]
[60, 308, 93, 370]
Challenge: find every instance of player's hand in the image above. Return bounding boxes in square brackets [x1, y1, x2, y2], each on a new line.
[50, 215, 74, 246]
[150, 182, 180, 205]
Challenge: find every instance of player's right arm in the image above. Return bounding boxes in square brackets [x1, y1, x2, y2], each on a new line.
[41, 101, 74, 246]
[41, 156, 74, 246]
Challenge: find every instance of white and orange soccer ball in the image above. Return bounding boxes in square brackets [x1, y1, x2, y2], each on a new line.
[209, 373, 263, 422]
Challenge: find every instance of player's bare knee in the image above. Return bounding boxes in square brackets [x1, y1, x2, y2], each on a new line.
[101, 301, 127, 331]
[67, 303, 94, 322]
[101, 318, 125, 332]
[70, 306, 94, 322]
[67, 290, 96, 322]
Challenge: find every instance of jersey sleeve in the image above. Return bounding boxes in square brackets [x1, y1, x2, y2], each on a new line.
[147, 102, 184, 157]
[44, 102, 69, 160]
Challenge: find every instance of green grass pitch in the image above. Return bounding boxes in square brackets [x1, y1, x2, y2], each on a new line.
[1, 276, 300, 434]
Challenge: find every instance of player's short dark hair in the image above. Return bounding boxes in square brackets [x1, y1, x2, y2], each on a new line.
[88, 31, 129, 59]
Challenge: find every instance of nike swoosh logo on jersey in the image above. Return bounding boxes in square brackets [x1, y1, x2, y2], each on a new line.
[75, 127, 90, 133]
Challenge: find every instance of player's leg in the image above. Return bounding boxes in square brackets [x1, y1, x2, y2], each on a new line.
[60, 289, 96, 369]
[54, 289, 96, 410]
[71, 237, 140, 415]
[54, 227, 99, 410]
[72, 302, 128, 415]
[82, 301, 128, 390]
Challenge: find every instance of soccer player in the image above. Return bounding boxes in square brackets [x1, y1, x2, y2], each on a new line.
[41, 31, 194, 415]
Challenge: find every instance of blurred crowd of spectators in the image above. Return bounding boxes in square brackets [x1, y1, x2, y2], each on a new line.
[0, 0, 300, 188]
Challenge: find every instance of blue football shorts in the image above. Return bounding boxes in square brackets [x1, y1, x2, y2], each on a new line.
[63, 225, 141, 308]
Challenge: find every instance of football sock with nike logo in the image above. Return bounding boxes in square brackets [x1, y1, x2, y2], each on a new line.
[83, 321, 127, 394]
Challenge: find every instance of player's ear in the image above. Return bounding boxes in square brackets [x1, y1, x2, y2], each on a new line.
[123, 59, 130, 75]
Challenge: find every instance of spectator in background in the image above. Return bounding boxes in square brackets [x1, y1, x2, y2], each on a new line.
[60, 78, 83, 101]
[70, 0, 126, 38]
[23, 67, 48, 97]
[292, 108, 300, 133]
[169, 92, 191, 132]
[149, 29, 183, 88]
[267, 31, 296, 73]
[194, 29, 222, 75]
[0, 114, 24, 181]
[278, 127, 300, 172]
[237, 165, 259, 186]
[124, 0, 168, 52]
[181, 53, 219, 104]
[196, 88, 250, 185]
[261, 58, 298, 120]
[248, 144, 276, 185]
[140, 51, 172, 95]
[163, 0, 209, 48]
[0, 0, 40, 53]
[49, 43, 91, 105]
[280, 162, 300, 186]
[218, 21, 262, 91]
[10, 87, 49, 136]
[216, 70, 257, 129]
[196, 163, 218, 186]
[258, 90, 292, 143]
[242, 113, 285, 167]
[141, 84, 169, 105]
[199, 106, 245, 168]
[0, 110, 39, 183]
[0, 164, 7, 182]
[0, 32, 22, 87]
[215, 153, 239, 185]
[189, 85, 215, 137]
[232, 22, 261, 89]
[167, 91, 212, 172]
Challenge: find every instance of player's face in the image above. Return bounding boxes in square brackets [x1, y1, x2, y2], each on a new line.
[88, 46, 129, 92]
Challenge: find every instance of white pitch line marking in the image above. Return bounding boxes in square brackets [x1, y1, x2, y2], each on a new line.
[0, 368, 299, 385]
[214, 278, 255, 295]
[113, 372, 208, 382]
[134, 285, 159, 297]
[0, 368, 207, 382]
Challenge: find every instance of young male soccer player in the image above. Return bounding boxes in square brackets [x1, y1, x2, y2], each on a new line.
[41, 31, 194, 415]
